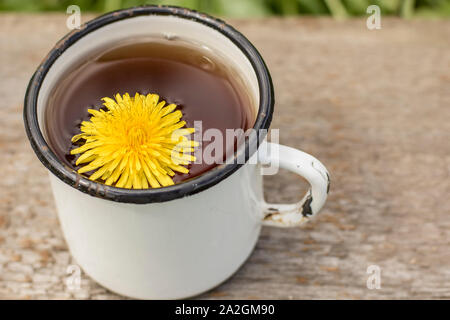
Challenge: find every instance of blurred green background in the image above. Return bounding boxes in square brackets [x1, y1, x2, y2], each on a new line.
[0, 0, 449, 18]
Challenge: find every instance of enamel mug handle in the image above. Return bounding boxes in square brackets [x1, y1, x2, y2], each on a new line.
[259, 142, 330, 227]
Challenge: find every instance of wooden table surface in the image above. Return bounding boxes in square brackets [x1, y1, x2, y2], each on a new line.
[0, 14, 449, 299]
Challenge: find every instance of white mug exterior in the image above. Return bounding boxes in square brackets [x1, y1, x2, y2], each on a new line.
[50, 162, 264, 299]
[31, 10, 330, 299]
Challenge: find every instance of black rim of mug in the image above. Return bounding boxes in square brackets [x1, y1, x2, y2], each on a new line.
[23, 5, 274, 204]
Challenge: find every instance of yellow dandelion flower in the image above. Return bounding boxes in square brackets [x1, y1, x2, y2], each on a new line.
[70, 93, 198, 189]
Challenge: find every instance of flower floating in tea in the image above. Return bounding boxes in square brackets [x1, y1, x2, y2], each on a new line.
[70, 93, 198, 189]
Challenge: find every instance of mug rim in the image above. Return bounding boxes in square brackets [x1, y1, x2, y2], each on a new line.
[23, 5, 274, 204]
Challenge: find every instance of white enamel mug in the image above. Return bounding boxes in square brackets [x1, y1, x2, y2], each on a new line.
[24, 6, 330, 299]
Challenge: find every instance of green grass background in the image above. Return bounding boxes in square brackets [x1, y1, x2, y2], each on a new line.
[1, 0, 449, 18]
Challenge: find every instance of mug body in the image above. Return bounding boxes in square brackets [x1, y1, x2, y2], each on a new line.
[50, 162, 264, 299]
[24, 7, 274, 299]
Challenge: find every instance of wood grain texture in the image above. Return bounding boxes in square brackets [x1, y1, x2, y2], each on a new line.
[0, 14, 449, 299]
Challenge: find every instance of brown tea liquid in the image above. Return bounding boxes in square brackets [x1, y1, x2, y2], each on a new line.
[46, 40, 254, 184]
